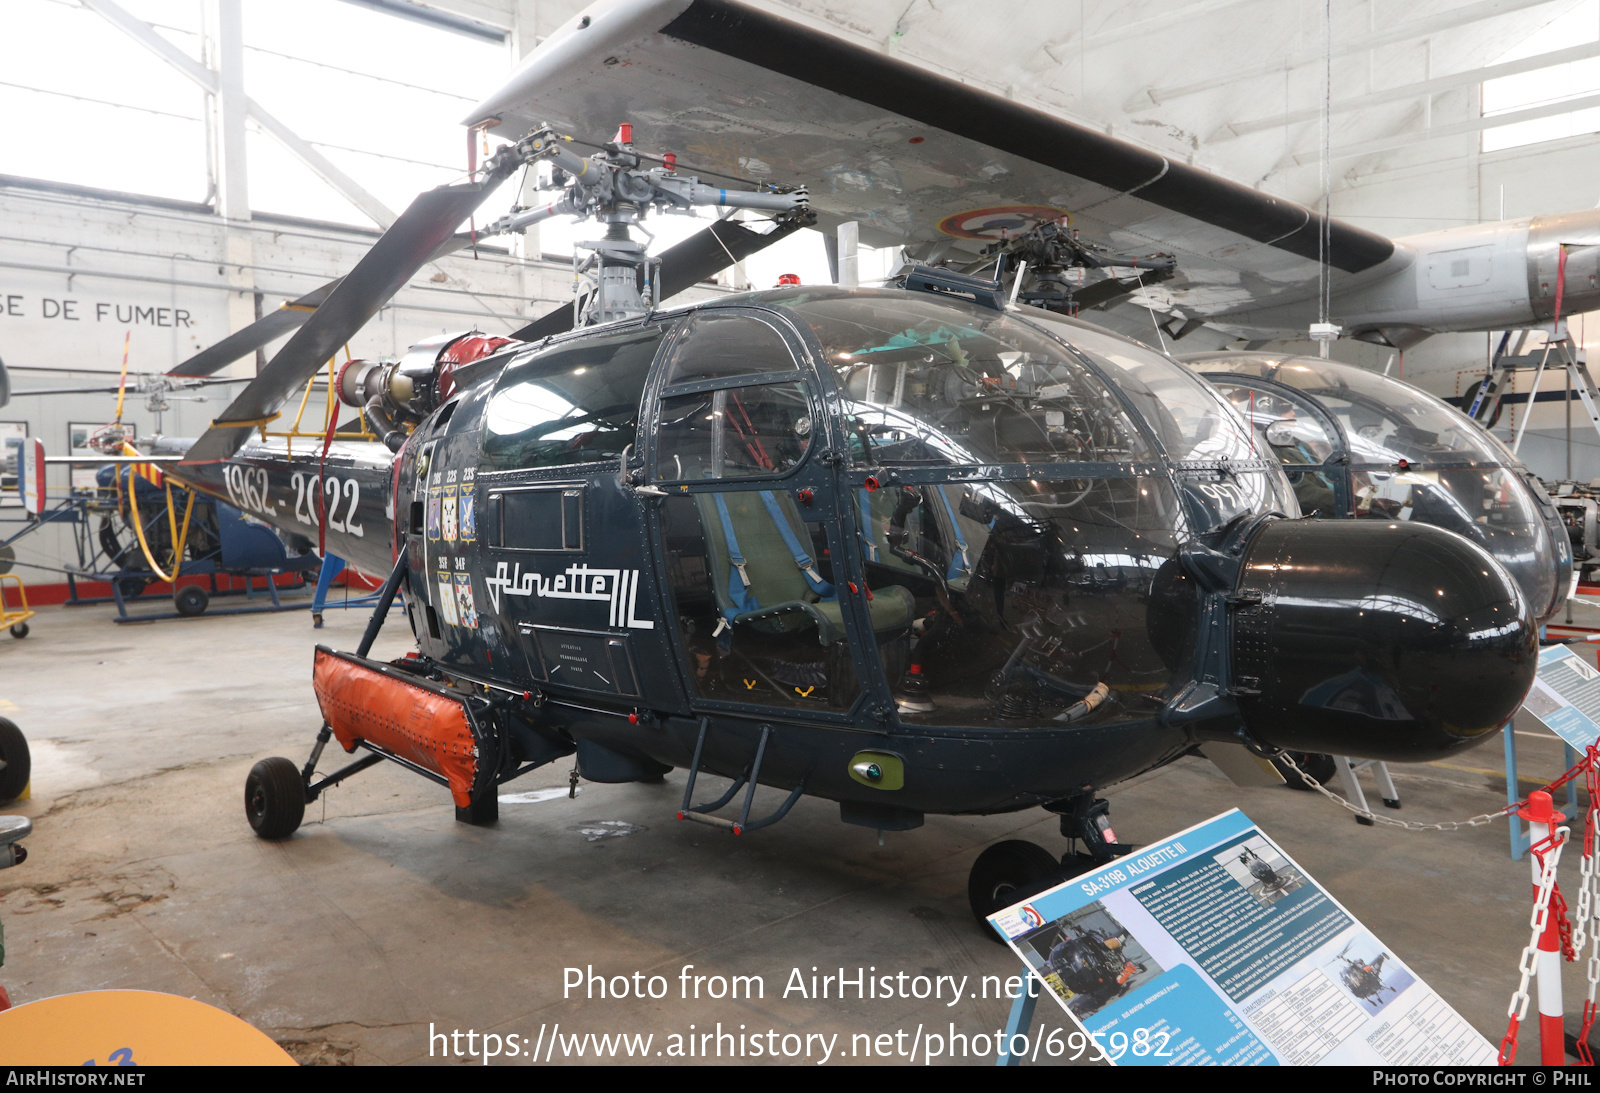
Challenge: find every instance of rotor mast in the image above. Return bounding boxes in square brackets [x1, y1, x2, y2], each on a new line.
[485, 123, 810, 326]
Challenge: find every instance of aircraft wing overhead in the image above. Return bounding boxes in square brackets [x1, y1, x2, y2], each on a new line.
[466, 0, 1404, 323]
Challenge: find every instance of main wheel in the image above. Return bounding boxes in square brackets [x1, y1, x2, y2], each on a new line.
[9, 622, 27, 639]
[969, 839, 1062, 942]
[174, 586, 209, 617]
[245, 757, 306, 839]
[1273, 751, 1337, 791]
[0, 718, 31, 803]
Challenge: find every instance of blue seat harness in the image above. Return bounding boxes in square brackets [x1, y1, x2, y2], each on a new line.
[710, 490, 835, 636]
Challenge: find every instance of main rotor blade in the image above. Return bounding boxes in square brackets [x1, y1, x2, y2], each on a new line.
[168, 232, 484, 379]
[11, 377, 252, 397]
[509, 216, 807, 343]
[167, 284, 336, 378]
[183, 181, 510, 467]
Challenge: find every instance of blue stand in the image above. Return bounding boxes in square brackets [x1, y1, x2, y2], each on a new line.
[996, 984, 1040, 1066]
[310, 554, 396, 628]
[311, 554, 346, 628]
[1506, 722, 1580, 861]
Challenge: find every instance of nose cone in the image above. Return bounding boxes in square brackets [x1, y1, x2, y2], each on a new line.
[1231, 520, 1536, 761]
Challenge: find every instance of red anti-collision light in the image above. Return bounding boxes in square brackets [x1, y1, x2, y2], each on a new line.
[777, 273, 801, 285]
[863, 476, 880, 492]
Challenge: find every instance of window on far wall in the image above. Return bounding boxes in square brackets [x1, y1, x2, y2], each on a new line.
[1482, 0, 1600, 152]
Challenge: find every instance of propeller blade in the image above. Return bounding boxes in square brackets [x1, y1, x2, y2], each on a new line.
[167, 284, 336, 378]
[509, 216, 807, 343]
[1074, 276, 1143, 311]
[168, 232, 484, 379]
[183, 181, 513, 466]
[11, 376, 252, 398]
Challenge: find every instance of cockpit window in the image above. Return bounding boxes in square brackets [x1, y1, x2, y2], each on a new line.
[1192, 355, 1510, 467]
[480, 327, 664, 472]
[1027, 317, 1259, 464]
[775, 291, 1154, 466]
[662, 311, 799, 384]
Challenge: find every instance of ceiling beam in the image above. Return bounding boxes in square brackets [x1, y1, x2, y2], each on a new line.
[244, 103, 397, 228]
[1277, 90, 1600, 167]
[80, 0, 397, 230]
[1037, 0, 1266, 58]
[1128, 0, 1566, 110]
[1209, 38, 1600, 144]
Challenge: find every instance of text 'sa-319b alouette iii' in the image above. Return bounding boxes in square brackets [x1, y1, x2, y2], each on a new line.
[143, 0, 1557, 930]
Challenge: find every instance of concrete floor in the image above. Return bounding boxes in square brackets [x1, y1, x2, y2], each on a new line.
[0, 592, 1585, 1065]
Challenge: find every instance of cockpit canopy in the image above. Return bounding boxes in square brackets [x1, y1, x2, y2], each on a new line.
[1184, 351, 1571, 623]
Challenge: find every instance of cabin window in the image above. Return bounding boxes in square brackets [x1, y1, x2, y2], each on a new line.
[655, 382, 814, 481]
[659, 492, 862, 710]
[662, 311, 800, 385]
[480, 326, 665, 472]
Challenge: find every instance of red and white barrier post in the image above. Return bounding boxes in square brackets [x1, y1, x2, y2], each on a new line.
[1525, 790, 1567, 1065]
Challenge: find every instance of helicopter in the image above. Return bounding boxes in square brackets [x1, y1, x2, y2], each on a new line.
[1178, 352, 1575, 789]
[97, 116, 1534, 937]
[1238, 845, 1294, 896]
[0, 367, 323, 618]
[1332, 939, 1397, 1005]
[1043, 921, 1147, 1019]
[1183, 351, 1573, 629]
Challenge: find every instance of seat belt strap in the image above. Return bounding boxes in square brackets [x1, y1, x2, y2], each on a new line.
[859, 489, 879, 562]
[711, 492, 759, 624]
[757, 491, 834, 597]
[933, 485, 971, 581]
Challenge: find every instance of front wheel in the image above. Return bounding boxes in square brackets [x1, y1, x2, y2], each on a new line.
[8, 623, 27, 639]
[245, 757, 306, 839]
[968, 839, 1061, 942]
[174, 586, 209, 617]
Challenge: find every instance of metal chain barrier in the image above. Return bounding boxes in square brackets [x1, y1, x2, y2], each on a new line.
[1274, 750, 1514, 831]
[1578, 751, 1600, 1064]
[1500, 824, 1570, 1065]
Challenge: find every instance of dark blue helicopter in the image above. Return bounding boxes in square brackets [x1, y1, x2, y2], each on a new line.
[138, 130, 1539, 936]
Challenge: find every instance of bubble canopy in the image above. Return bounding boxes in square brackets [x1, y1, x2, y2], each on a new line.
[677, 289, 1300, 733]
[1184, 351, 1571, 624]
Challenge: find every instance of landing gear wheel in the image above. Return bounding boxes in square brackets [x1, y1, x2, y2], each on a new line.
[174, 586, 209, 617]
[245, 757, 306, 839]
[115, 576, 148, 601]
[8, 623, 27, 639]
[969, 839, 1061, 942]
[455, 791, 499, 826]
[1273, 751, 1337, 791]
[0, 717, 31, 803]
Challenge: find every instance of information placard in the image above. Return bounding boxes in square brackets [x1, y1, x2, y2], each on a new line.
[989, 810, 1494, 1066]
[1521, 644, 1600, 751]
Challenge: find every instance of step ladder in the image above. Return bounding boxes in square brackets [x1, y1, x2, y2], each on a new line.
[1467, 322, 1600, 457]
[1332, 756, 1401, 826]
